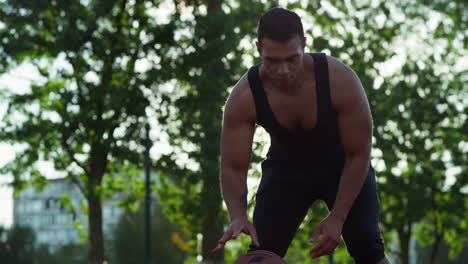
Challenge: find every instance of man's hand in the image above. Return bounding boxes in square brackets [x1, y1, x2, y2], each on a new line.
[309, 215, 344, 259]
[212, 216, 260, 253]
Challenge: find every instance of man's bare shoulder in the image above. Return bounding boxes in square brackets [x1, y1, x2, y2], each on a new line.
[325, 55, 365, 109]
[224, 73, 256, 124]
[326, 55, 356, 84]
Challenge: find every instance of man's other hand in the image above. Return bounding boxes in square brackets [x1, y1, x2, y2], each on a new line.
[309, 215, 344, 259]
[212, 216, 260, 253]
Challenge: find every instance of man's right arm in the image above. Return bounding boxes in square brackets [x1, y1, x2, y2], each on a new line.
[220, 76, 256, 221]
[213, 76, 259, 253]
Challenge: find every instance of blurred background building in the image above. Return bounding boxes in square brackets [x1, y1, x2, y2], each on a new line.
[13, 178, 123, 252]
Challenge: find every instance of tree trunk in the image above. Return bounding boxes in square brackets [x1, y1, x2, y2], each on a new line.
[398, 224, 412, 264]
[201, 0, 225, 263]
[206, 0, 222, 11]
[87, 187, 105, 264]
[202, 166, 224, 264]
[86, 138, 108, 263]
[202, 206, 224, 264]
[429, 232, 442, 264]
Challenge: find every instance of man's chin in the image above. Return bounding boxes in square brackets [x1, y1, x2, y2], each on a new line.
[275, 77, 295, 85]
[276, 76, 290, 80]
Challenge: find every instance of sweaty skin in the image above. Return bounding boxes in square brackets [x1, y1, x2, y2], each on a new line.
[216, 36, 390, 264]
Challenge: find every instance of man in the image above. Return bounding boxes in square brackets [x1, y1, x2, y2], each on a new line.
[214, 7, 390, 264]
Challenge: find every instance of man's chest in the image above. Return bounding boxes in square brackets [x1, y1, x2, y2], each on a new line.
[264, 80, 318, 130]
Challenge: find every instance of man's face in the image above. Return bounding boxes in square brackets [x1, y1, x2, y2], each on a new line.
[256, 35, 306, 85]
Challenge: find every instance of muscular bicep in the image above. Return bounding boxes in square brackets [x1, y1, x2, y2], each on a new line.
[331, 60, 372, 157]
[220, 106, 256, 174]
[220, 77, 256, 175]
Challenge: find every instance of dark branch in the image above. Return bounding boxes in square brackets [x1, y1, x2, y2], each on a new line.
[64, 52, 86, 106]
[67, 173, 86, 198]
[61, 136, 90, 176]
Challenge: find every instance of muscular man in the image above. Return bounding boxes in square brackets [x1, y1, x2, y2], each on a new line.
[214, 7, 390, 264]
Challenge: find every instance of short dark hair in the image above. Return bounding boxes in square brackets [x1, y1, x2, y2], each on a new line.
[257, 7, 304, 43]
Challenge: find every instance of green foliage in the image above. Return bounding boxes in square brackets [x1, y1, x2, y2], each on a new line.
[104, 164, 146, 211]
[110, 200, 189, 264]
[288, 0, 467, 263]
[0, 225, 36, 264]
[374, 35, 466, 264]
[152, 0, 273, 261]
[0, 0, 466, 263]
[154, 0, 467, 262]
[0, 225, 87, 263]
[36, 243, 87, 264]
[0, 0, 174, 261]
[416, 241, 468, 264]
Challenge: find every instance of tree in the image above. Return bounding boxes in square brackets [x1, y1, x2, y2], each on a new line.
[152, 0, 269, 263]
[35, 243, 88, 264]
[416, 239, 468, 264]
[402, 1, 468, 261]
[0, 225, 36, 264]
[152, 0, 467, 262]
[0, 225, 87, 264]
[372, 1, 467, 262]
[0, 1, 174, 262]
[295, 0, 466, 263]
[110, 199, 189, 264]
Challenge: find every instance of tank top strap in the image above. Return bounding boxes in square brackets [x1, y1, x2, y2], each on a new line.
[310, 53, 335, 125]
[247, 64, 274, 129]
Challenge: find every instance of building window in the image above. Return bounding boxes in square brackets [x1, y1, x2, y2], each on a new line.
[34, 200, 41, 211]
[39, 232, 46, 244]
[58, 231, 65, 242]
[32, 218, 39, 229]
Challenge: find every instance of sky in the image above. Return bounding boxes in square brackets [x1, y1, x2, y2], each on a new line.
[0, 63, 40, 227]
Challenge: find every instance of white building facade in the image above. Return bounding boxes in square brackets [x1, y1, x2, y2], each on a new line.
[13, 178, 123, 251]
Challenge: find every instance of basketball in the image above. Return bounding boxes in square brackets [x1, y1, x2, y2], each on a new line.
[234, 250, 287, 264]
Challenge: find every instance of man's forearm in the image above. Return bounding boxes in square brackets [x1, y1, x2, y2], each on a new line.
[329, 155, 370, 222]
[221, 169, 248, 220]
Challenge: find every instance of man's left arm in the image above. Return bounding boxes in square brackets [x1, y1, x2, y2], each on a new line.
[310, 57, 373, 259]
[329, 60, 373, 222]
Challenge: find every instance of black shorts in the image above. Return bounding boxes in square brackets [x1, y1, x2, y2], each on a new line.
[249, 160, 385, 264]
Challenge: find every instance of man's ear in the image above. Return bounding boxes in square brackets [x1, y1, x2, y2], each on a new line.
[302, 37, 307, 49]
[256, 40, 262, 56]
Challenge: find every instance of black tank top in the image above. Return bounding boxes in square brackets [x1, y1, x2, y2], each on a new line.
[247, 53, 345, 168]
